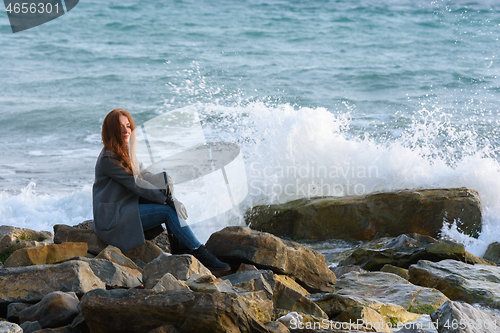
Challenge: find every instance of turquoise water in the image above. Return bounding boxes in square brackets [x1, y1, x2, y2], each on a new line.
[1, 0, 500, 250]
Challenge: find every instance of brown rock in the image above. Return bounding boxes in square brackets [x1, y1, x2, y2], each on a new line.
[264, 321, 289, 333]
[0, 260, 105, 305]
[152, 273, 190, 292]
[222, 270, 275, 299]
[19, 291, 79, 328]
[185, 274, 235, 293]
[380, 264, 409, 280]
[206, 226, 336, 293]
[273, 275, 309, 310]
[147, 325, 180, 333]
[53, 225, 106, 255]
[237, 290, 274, 324]
[123, 240, 164, 267]
[336, 306, 391, 333]
[4, 243, 88, 268]
[95, 245, 141, 271]
[80, 288, 269, 333]
[246, 188, 482, 241]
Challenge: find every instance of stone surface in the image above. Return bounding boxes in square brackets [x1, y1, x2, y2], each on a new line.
[19, 291, 79, 328]
[336, 234, 493, 271]
[430, 300, 500, 333]
[335, 271, 449, 314]
[206, 226, 336, 293]
[123, 240, 164, 267]
[222, 270, 275, 299]
[0, 226, 53, 253]
[330, 265, 367, 279]
[0, 260, 105, 305]
[80, 288, 269, 333]
[53, 224, 106, 255]
[0, 321, 23, 333]
[483, 242, 500, 265]
[19, 321, 43, 333]
[95, 245, 141, 271]
[4, 242, 88, 268]
[237, 290, 274, 324]
[152, 273, 191, 292]
[408, 259, 500, 308]
[147, 324, 180, 333]
[70, 257, 142, 289]
[381, 264, 409, 280]
[336, 306, 391, 332]
[245, 188, 482, 241]
[6, 302, 32, 323]
[273, 275, 309, 311]
[264, 321, 290, 333]
[142, 253, 212, 289]
[291, 296, 328, 319]
[31, 326, 81, 333]
[185, 274, 236, 293]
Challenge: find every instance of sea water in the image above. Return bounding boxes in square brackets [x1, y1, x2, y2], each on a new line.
[1, 0, 499, 253]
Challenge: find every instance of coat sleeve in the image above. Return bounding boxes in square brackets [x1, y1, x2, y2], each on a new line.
[139, 163, 175, 197]
[99, 154, 168, 204]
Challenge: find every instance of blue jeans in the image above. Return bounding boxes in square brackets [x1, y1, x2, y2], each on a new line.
[138, 203, 202, 250]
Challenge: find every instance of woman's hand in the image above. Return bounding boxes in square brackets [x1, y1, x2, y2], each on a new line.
[173, 198, 188, 220]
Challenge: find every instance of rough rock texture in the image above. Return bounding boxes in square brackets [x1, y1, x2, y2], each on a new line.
[330, 265, 367, 279]
[206, 226, 336, 293]
[19, 321, 42, 333]
[336, 234, 494, 271]
[237, 290, 274, 324]
[19, 291, 79, 328]
[264, 321, 290, 333]
[147, 324, 180, 333]
[123, 240, 164, 268]
[80, 288, 269, 333]
[430, 300, 500, 333]
[4, 242, 88, 268]
[335, 271, 449, 314]
[483, 242, 500, 265]
[143, 253, 212, 289]
[0, 321, 23, 333]
[336, 306, 391, 333]
[53, 224, 107, 256]
[6, 302, 32, 323]
[70, 257, 143, 289]
[0, 260, 105, 305]
[380, 264, 409, 280]
[245, 188, 482, 241]
[291, 296, 328, 319]
[95, 245, 141, 271]
[152, 273, 191, 292]
[185, 274, 236, 293]
[0, 226, 53, 253]
[409, 259, 500, 308]
[272, 275, 309, 311]
[222, 270, 275, 299]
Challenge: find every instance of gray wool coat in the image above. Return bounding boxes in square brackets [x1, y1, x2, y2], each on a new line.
[92, 148, 169, 252]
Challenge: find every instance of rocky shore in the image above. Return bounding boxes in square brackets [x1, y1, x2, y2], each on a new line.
[1, 187, 500, 333]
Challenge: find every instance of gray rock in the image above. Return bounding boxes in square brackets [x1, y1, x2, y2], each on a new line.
[330, 265, 367, 279]
[142, 253, 211, 289]
[20, 321, 43, 333]
[152, 273, 190, 292]
[222, 269, 275, 299]
[430, 300, 500, 333]
[483, 242, 500, 265]
[0, 321, 23, 333]
[185, 274, 235, 293]
[409, 259, 500, 308]
[53, 224, 107, 255]
[0, 260, 105, 305]
[71, 257, 142, 289]
[7, 302, 32, 323]
[206, 226, 337, 293]
[19, 291, 80, 328]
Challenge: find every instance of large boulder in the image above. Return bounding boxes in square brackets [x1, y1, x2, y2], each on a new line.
[95, 245, 141, 271]
[53, 224, 107, 255]
[0, 260, 105, 305]
[19, 291, 79, 328]
[483, 242, 500, 265]
[336, 234, 494, 271]
[334, 271, 449, 314]
[206, 226, 336, 293]
[246, 188, 482, 241]
[409, 259, 500, 308]
[430, 300, 500, 333]
[4, 242, 88, 268]
[80, 288, 269, 333]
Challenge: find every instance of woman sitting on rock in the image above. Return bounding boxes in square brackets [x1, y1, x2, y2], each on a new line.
[92, 108, 230, 272]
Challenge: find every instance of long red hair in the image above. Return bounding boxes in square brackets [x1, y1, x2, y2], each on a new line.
[101, 108, 138, 175]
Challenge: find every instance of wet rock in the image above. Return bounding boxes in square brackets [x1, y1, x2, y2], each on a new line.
[222, 270, 275, 299]
[0, 321, 23, 333]
[19, 291, 79, 328]
[142, 253, 212, 289]
[335, 271, 449, 314]
[336, 306, 391, 333]
[53, 224, 106, 256]
[430, 300, 500, 333]
[206, 226, 336, 293]
[336, 234, 492, 271]
[152, 273, 190, 292]
[95, 245, 141, 271]
[70, 257, 142, 289]
[408, 259, 500, 308]
[483, 242, 500, 265]
[0, 260, 105, 305]
[185, 274, 235, 293]
[80, 288, 269, 333]
[245, 188, 482, 241]
[381, 264, 409, 280]
[4, 242, 88, 268]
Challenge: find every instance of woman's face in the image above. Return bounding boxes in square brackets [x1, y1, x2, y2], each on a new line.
[119, 114, 131, 145]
